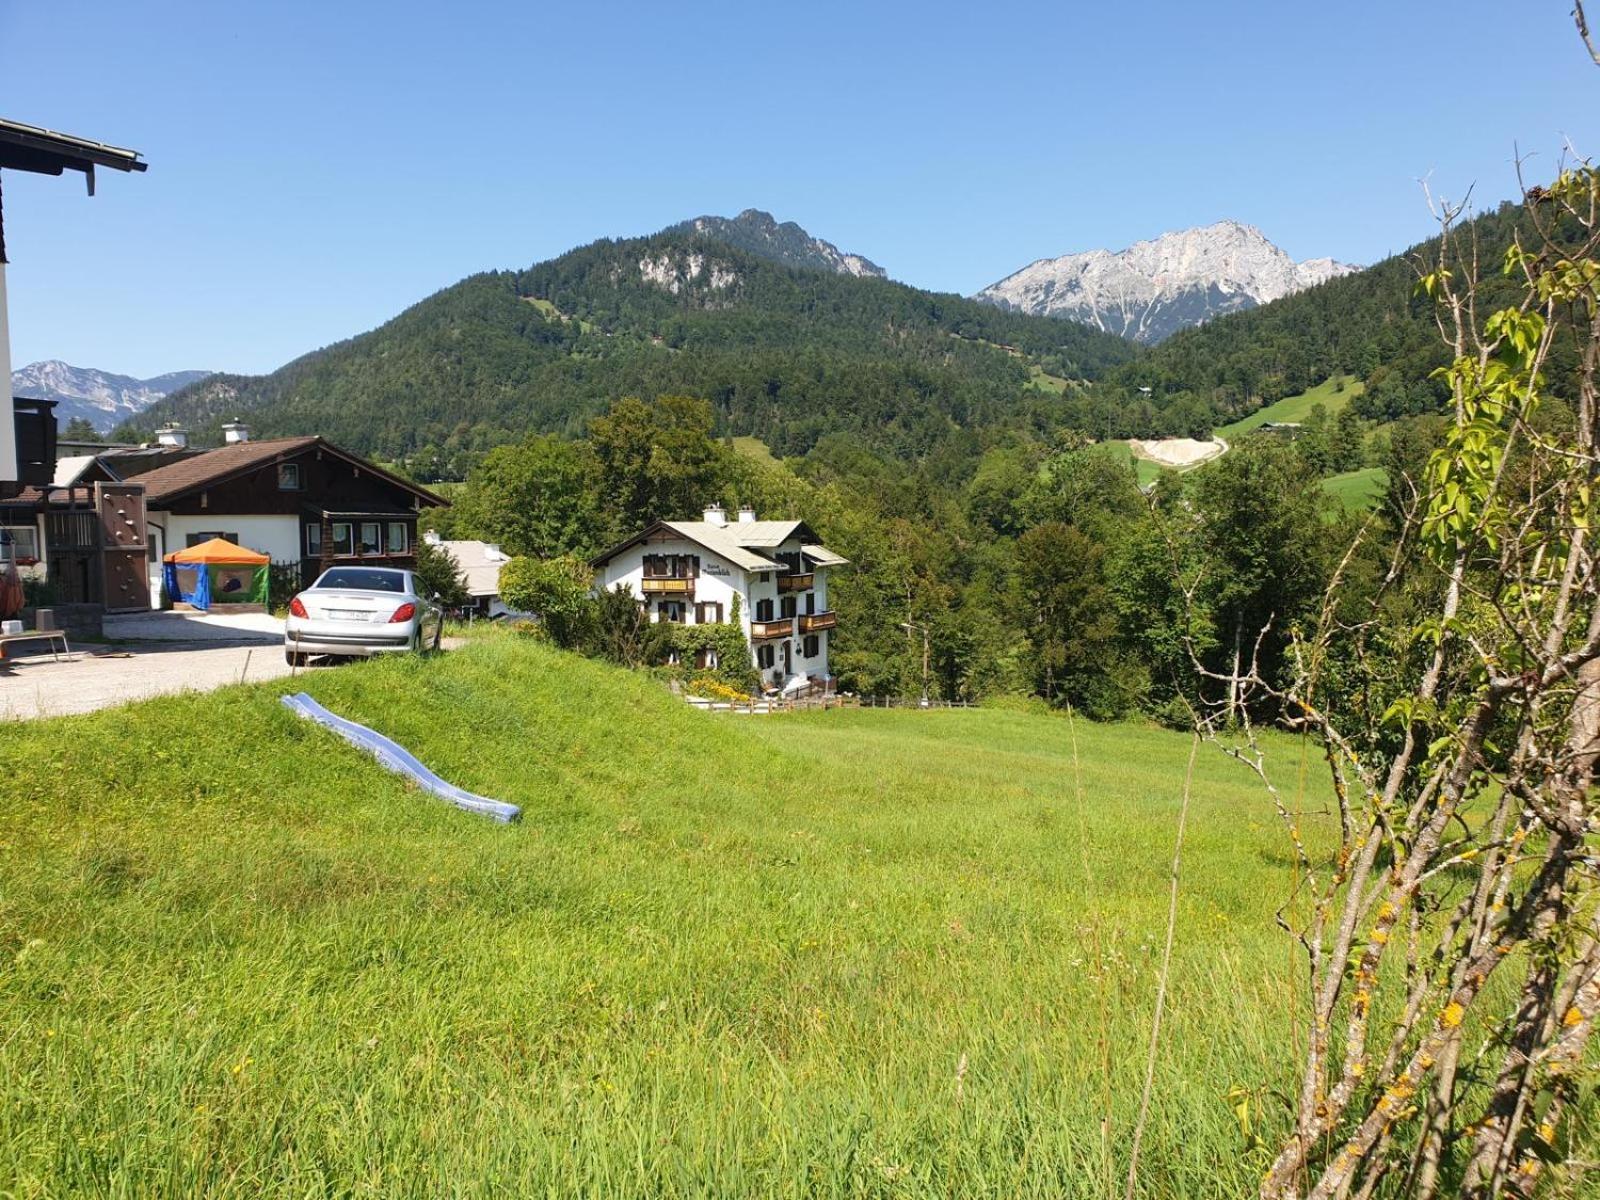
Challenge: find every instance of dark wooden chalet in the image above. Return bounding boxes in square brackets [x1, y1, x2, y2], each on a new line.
[123, 436, 447, 587]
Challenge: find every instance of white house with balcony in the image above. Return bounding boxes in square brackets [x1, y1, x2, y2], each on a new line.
[590, 503, 847, 692]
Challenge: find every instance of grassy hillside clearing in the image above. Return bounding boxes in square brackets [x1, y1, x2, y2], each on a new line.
[731, 435, 782, 466]
[1213, 375, 1363, 440]
[1321, 465, 1388, 512]
[1, 635, 1545, 1196]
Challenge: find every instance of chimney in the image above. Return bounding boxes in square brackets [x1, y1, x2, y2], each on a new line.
[703, 502, 727, 527]
[156, 424, 188, 449]
[737, 505, 756, 524]
[222, 421, 251, 444]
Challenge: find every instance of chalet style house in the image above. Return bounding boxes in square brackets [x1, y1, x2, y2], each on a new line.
[125, 430, 445, 599]
[591, 504, 847, 691]
[2, 423, 445, 609]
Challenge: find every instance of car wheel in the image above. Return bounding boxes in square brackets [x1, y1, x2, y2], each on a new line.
[285, 649, 307, 667]
[432, 622, 443, 652]
[410, 630, 423, 655]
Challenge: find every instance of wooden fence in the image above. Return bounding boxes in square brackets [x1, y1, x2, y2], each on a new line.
[687, 694, 975, 715]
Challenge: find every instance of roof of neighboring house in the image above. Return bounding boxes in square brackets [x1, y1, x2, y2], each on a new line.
[123, 436, 446, 510]
[803, 543, 850, 568]
[591, 517, 846, 574]
[0, 484, 95, 509]
[0, 118, 146, 184]
[52, 455, 101, 487]
[436, 539, 512, 597]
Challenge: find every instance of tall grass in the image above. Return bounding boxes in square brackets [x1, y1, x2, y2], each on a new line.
[3, 637, 1331, 1196]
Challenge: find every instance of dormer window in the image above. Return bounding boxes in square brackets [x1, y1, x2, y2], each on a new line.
[278, 462, 302, 491]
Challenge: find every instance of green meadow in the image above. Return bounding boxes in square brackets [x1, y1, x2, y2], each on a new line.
[3, 637, 1350, 1196]
[1213, 375, 1364, 440]
[1321, 465, 1388, 512]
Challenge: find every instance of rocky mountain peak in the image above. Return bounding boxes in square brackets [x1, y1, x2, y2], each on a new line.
[975, 222, 1358, 343]
[664, 209, 886, 279]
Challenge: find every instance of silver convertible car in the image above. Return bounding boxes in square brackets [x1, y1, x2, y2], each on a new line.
[284, 566, 443, 665]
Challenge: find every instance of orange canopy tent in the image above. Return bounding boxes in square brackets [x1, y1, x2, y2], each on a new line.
[163, 537, 269, 565]
[162, 538, 270, 608]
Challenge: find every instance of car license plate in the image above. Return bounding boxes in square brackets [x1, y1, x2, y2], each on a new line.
[328, 609, 371, 621]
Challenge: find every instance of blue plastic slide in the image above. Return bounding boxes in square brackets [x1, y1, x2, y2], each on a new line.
[280, 692, 521, 823]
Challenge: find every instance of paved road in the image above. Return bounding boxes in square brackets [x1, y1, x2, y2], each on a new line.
[1, 610, 463, 721]
[0, 639, 305, 721]
[103, 610, 285, 642]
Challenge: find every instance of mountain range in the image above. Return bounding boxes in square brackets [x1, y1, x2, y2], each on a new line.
[976, 221, 1359, 343]
[120, 219, 1135, 468]
[116, 202, 1495, 466]
[11, 361, 213, 434]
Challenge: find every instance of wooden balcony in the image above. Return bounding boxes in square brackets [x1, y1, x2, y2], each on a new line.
[776, 571, 814, 593]
[798, 611, 837, 633]
[641, 576, 694, 594]
[749, 618, 793, 640]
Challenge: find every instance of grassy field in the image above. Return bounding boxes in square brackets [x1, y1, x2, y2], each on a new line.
[1026, 364, 1071, 394]
[1321, 465, 1388, 512]
[0, 639, 1370, 1196]
[732, 435, 782, 466]
[1213, 375, 1364, 440]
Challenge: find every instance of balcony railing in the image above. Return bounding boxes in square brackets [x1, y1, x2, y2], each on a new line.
[641, 576, 694, 594]
[799, 611, 837, 633]
[776, 572, 815, 593]
[749, 618, 793, 640]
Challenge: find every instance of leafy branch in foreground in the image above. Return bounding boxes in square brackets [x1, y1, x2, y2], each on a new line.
[1184, 156, 1600, 1200]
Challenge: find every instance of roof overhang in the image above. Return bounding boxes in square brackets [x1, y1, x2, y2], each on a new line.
[0, 118, 147, 195]
[140, 438, 448, 511]
[589, 520, 781, 573]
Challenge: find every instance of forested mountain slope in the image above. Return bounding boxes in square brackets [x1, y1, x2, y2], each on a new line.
[124, 229, 1135, 473]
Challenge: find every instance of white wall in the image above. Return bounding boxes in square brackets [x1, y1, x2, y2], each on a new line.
[0, 263, 16, 483]
[595, 537, 747, 629]
[162, 513, 302, 562]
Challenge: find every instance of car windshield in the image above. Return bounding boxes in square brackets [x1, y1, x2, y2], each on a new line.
[314, 568, 407, 593]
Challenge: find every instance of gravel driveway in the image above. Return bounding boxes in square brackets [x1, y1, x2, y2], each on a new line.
[0, 638, 306, 722]
[1, 611, 459, 722]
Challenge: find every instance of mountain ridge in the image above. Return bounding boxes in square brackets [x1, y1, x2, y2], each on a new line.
[976, 220, 1358, 344]
[120, 221, 1134, 471]
[10, 361, 215, 434]
[663, 209, 887, 279]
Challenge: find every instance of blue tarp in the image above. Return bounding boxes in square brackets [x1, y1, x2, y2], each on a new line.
[279, 692, 521, 823]
[164, 562, 211, 610]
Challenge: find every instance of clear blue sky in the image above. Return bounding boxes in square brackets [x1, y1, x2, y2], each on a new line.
[3, 0, 1597, 378]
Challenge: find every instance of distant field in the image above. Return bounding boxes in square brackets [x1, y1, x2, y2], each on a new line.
[1, 636, 1351, 1197]
[1214, 374, 1364, 440]
[1322, 465, 1387, 511]
[524, 295, 596, 334]
[731, 435, 780, 465]
[1026, 364, 1071, 394]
